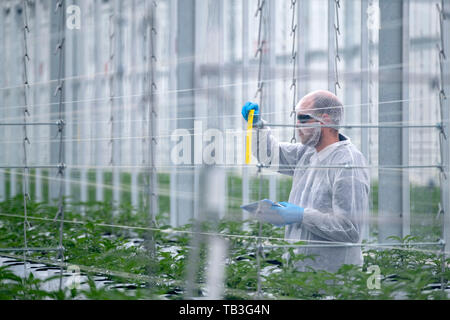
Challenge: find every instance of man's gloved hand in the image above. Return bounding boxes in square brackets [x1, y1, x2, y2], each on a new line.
[241, 101, 260, 123]
[270, 202, 304, 227]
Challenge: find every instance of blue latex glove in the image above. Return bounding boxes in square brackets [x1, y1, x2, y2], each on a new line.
[241, 101, 260, 123]
[270, 201, 304, 227]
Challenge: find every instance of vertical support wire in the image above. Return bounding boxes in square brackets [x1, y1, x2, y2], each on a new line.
[333, 0, 341, 94]
[360, 0, 370, 240]
[141, 0, 149, 213]
[436, 0, 447, 292]
[149, 0, 158, 229]
[53, 0, 66, 291]
[254, 0, 265, 299]
[108, 2, 116, 216]
[21, 0, 31, 281]
[146, 0, 158, 290]
[289, 0, 298, 144]
[108, 5, 115, 170]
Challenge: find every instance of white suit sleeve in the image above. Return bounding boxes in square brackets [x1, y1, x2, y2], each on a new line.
[301, 166, 370, 243]
[251, 122, 308, 176]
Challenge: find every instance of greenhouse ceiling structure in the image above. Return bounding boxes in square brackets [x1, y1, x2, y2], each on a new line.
[0, 0, 449, 301]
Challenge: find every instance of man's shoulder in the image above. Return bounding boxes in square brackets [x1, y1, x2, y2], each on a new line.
[332, 142, 368, 165]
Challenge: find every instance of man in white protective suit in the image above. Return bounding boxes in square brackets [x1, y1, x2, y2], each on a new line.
[241, 90, 370, 273]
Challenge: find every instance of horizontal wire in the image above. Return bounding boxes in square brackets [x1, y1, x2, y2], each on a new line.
[0, 165, 62, 169]
[0, 167, 163, 194]
[0, 13, 426, 94]
[0, 167, 246, 205]
[0, 65, 436, 114]
[0, 168, 441, 211]
[0, 212, 446, 254]
[0, 251, 181, 288]
[1, 9, 274, 95]
[0, 164, 441, 173]
[64, 164, 445, 171]
[0, 164, 437, 177]
[0, 76, 437, 119]
[263, 244, 445, 255]
[1, 169, 441, 214]
[0, 247, 61, 252]
[263, 123, 442, 129]
[0, 122, 61, 126]
[0, 50, 198, 93]
[0, 251, 280, 299]
[1, 106, 441, 132]
[0, 98, 439, 134]
[0, 93, 438, 125]
[0, 53, 417, 94]
[0, 119, 442, 147]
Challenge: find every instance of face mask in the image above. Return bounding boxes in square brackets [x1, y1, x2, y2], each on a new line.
[297, 112, 323, 147]
[300, 126, 321, 147]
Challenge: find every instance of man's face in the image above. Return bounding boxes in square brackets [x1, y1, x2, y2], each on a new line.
[296, 97, 321, 144]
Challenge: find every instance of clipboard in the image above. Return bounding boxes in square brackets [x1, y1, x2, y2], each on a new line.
[240, 199, 285, 225]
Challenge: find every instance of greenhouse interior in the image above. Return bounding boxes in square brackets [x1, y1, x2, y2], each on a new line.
[0, 0, 450, 301]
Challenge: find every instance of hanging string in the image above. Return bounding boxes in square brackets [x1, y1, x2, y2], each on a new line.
[253, 0, 266, 299]
[333, 0, 341, 94]
[289, 0, 298, 143]
[141, 0, 149, 211]
[51, 0, 66, 291]
[108, 1, 121, 216]
[436, 0, 447, 293]
[108, 6, 115, 167]
[148, 0, 158, 228]
[144, 0, 159, 291]
[20, 0, 32, 282]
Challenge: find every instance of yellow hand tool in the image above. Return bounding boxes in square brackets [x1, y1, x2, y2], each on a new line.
[245, 109, 255, 164]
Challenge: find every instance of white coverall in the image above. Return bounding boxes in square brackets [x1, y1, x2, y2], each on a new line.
[252, 124, 370, 273]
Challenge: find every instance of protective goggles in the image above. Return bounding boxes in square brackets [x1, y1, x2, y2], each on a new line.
[296, 113, 323, 124]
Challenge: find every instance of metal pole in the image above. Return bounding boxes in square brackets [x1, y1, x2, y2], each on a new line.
[50, 0, 64, 204]
[378, 0, 404, 242]
[175, 0, 195, 226]
[79, 1, 92, 213]
[108, 2, 115, 212]
[141, 0, 149, 214]
[130, 0, 138, 211]
[20, 0, 32, 280]
[9, 3, 18, 199]
[218, 0, 226, 220]
[148, 0, 159, 232]
[328, 0, 341, 95]
[361, 0, 370, 241]
[241, 0, 250, 223]
[63, 0, 74, 207]
[254, 0, 266, 300]
[439, 0, 450, 260]
[401, 0, 410, 237]
[142, 0, 159, 290]
[169, 0, 178, 226]
[297, 0, 308, 98]
[268, 0, 276, 203]
[203, 167, 227, 299]
[343, 1, 355, 140]
[94, 0, 104, 203]
[32, 0, 42, 203]
[0, 2, 5, 202]
[113, 0, 124, 215]
[328, 0, 335, 93]
[52, 0, 66, 291]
